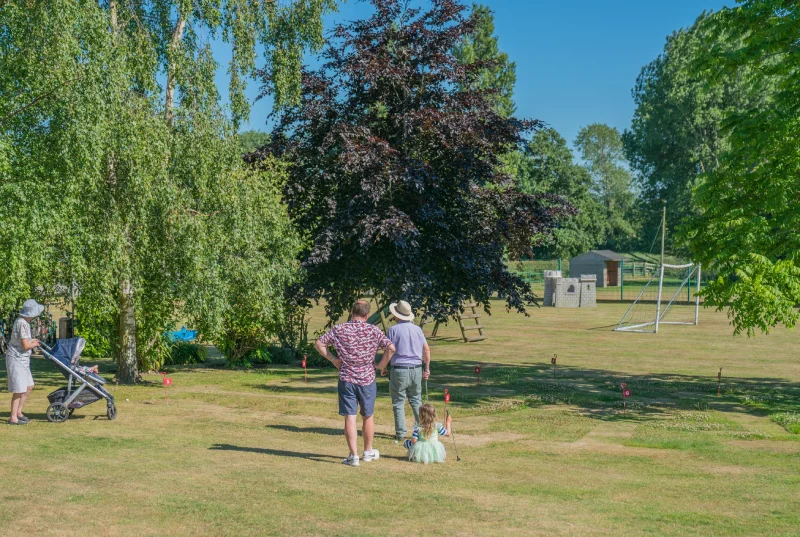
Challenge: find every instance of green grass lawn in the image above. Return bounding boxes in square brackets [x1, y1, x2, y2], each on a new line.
[1, 303, 799, 536]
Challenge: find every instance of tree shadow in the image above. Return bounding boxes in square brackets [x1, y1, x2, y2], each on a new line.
[232, 358, 800, 424]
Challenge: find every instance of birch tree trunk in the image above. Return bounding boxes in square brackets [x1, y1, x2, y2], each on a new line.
[165, 17, 186, 126]
[107, 2, 140, 383]
[117, 278, 139, 384]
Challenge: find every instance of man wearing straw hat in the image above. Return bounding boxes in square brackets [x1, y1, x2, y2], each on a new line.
[376, 300, 431, 443]
[5, 299, 44, 425]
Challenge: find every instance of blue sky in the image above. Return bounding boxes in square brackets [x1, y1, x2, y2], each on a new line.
[216, 0, 730, 146]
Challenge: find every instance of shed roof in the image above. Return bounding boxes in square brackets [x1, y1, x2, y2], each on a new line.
[571, 250, 624, 262]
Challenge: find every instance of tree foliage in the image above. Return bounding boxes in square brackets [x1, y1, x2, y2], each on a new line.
[0, 1, 307, 381]
[574, 124, 637, 251]
[506, 128, 606, 258]
[453, 3, 517, 118]
[682, 0, 800, 335]
[237, 130, 271, 154]
[623, 13, 761, 253]
[252, 0, 572, 322]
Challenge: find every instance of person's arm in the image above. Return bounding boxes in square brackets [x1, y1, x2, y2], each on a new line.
[403, 427, 420, 448]
[375, 343, 395, 371]
[19, 322, 39, 351]
[422, 342, 431, 379]
[442, 414, 452, 437]
[314, 334, 342, 369]
[20, 337, 40, 351]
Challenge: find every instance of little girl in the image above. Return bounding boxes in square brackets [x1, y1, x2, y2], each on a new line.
[403, 403, 452, 463]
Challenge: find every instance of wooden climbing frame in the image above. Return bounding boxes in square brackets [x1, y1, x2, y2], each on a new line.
[428, 302, 487, 343]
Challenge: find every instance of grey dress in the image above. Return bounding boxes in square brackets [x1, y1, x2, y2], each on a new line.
[5, 317, 35, 393]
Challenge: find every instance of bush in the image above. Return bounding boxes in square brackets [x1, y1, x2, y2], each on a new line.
[74, 314, 113, 358]
[303, 339, 332, 368]
[165, 342, 208, 366]
[265, 345, 295, 365]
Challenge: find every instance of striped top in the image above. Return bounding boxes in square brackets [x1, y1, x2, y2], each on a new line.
[404, 423, 448, 448]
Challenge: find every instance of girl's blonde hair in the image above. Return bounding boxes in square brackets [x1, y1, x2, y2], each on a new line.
[419, 403, 437, 438]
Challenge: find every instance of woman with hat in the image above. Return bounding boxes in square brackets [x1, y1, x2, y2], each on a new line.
[5, 299, 43, 425]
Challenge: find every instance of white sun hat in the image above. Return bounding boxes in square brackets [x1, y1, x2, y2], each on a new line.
[19, 299, 44, 319]
[389, 300, 415, 322]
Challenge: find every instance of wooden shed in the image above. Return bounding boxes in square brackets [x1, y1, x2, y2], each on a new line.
[569, 250, 623, 288]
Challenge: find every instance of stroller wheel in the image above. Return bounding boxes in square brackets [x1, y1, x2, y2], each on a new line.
[107, 404, 117, 421]
[46, 403, 70, 423]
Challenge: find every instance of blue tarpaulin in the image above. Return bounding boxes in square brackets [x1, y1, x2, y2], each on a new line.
[167, 326, 197, 342]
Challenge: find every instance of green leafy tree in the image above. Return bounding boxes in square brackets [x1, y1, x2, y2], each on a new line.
[238, 130, 271, 154]
[0, 1, 320, 381]
[623, 13, 762, 253]
[682, 0, 800, 335]
[453, 3, 517, 117]
[506, 128, 606, 258]
[574, 124, 637, 250]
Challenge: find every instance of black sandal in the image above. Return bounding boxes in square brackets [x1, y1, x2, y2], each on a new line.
[7, 419, 27, 425]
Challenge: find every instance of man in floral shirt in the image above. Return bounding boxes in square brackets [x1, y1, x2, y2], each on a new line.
[314, 300, 395, 467]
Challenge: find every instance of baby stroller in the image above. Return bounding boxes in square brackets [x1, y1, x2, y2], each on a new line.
[40, 338, 117, 423]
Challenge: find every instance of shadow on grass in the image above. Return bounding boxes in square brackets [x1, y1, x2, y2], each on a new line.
[209, 444, 342, 464]
[209, 443, 408, 463]
[234, 359, 800, 424]
[266, 424, 395, 440]
[21, 352, 797, 429]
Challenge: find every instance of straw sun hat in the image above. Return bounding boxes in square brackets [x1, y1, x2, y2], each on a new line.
[19, 299, 44, 319]
[389, 300, 415, 322]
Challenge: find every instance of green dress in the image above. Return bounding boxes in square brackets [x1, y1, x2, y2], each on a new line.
[407, 423, 447, 464]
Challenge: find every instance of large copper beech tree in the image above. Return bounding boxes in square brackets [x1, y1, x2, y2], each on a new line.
[251, 0, 573, 322]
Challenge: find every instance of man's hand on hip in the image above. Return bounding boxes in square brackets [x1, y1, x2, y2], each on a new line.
[332, 358, 343, 370]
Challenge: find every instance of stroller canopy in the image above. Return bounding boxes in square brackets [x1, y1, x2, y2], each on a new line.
[49, 338, 86, 367]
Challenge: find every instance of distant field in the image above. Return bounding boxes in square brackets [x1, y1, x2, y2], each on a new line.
[1, 303, 798, 536]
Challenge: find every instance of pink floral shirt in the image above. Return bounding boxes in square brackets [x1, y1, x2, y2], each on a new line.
[317, 320, 392, 386]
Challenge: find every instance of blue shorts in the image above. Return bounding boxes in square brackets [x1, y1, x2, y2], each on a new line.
[338, 380, 377, 417]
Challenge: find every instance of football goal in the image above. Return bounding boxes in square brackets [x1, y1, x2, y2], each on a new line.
[615, 263, 701, 333]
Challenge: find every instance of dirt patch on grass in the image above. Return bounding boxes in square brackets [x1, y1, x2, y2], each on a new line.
[456, 432, 528, 447]
[728, 439, 800, 453]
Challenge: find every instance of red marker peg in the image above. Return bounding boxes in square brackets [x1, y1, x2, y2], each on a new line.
[474, 363, 483, 384]
[160, 372, 172, 405]
[445, 392, 451, 403]
[620, 383, 631, 413]
[302, 355, 308, 383]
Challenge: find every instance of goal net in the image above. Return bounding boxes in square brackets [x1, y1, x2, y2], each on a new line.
[615, 263, 701, 333]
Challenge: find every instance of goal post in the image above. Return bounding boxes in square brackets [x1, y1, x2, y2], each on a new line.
[615, 263, 701, 333]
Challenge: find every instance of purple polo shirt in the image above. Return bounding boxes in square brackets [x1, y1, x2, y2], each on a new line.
[386, 321, 427, 367]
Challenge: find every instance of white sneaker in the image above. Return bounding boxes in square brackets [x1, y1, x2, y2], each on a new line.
[362, 449, 380, 462]
[343, 455, 360, 467]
